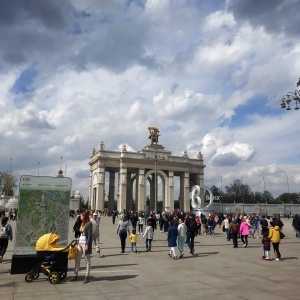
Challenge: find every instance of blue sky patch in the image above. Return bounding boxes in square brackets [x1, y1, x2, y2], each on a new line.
[11, 67, 37, 94]
[230, 95, 280, 128]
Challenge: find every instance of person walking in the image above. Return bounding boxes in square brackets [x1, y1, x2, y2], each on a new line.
[268, 221, 282, 261]
[143, 221, 154, 252]
[138, 213, 144, 235]
[73, 215, 82, 238]
[128, 229, 138, 253]
[240, 216, 251, 248]
[90, 212, 103, 258]
[185, 212, 197, 255]
[292, 214, 300, 238]
[177, 217, 187, 259]
[0, 217, 13, 263]
[116, 215, 130, 253]
[229, 218, 239, 248]
[167, 220, 178, 260]
[222, 215, 230, 241]
[68, 210, 92, 284]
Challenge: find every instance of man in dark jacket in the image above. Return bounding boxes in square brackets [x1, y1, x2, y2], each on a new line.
[292, 214, 300, 238]
[147, 214, 156, 231]
[185, 212, 197, 255]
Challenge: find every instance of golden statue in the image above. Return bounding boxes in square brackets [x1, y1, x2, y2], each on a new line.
[148, 126, 160, 144]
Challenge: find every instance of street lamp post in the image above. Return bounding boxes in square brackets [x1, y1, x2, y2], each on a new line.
[280, 77, 300, 110]
[154, 147, 157, 213]
[220, 176, 223, 213]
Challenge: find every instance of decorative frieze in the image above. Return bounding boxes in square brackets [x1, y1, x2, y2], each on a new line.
[145, 153, 167, 160]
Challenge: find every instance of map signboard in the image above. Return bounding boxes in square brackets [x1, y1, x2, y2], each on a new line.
[15, 175, 72, 255]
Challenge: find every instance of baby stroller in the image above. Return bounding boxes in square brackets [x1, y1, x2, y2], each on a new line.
[25, 233, 76, 284]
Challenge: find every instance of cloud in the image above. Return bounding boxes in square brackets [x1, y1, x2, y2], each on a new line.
[1, 0, 300, 200]
[228, 0, 300, 37]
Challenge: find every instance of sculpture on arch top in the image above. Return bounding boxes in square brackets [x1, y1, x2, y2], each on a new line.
[148, 126, 160, 144]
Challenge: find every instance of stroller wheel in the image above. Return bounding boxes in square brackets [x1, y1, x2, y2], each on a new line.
[58, 269, 67, 280]
[33, 272, 40, 279]
[48, 271, 60, 284]
[25, 273, 34, 283]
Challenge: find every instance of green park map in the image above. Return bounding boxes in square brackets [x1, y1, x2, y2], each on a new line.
[15, 176, 71, 255]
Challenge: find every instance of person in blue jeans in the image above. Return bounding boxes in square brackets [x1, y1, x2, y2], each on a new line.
[251, 214, 259, 238]
[143, 222, 154, 252]
[185, 212, 196, 255]
[116, 215, 130, 253]
[207, 217, 215, 237]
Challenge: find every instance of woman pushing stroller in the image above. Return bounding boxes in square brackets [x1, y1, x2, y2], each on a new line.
[68, 210, 92, 284]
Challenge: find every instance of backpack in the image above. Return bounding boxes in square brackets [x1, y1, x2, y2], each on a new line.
[188, 218, 197, 232]
[261, 219, 268, 228]
[232, 223, 238, 233]
[0, 225, 7, 239]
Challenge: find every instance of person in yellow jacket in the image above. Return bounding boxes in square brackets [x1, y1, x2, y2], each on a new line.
[128, 229, 138, 253]
[268, 222, 281, 261]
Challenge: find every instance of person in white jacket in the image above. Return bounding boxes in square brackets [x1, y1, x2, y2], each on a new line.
[177, 217, 187, 258]
[142, 222, 154, 252]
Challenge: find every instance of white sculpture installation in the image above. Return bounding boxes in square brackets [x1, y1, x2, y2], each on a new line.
[191, 185, 214, 210]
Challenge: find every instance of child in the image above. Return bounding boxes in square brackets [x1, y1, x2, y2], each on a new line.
[128, 229, 138, 253]
[261, 231, 271, 260]
[143, 221, 154, 252]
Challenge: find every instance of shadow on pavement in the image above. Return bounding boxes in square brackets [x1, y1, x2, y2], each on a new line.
[89, 274, 138, 282]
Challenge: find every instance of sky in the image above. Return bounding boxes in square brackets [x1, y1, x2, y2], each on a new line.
[1, 0, 300, 200]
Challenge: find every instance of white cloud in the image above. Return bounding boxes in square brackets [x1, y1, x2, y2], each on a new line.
[1, 0, 300, 199]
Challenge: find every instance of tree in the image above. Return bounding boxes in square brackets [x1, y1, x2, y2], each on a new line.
[225, 179, 252, 203]
[0, 172, 18, 196]
[263, 190, 275, 204]
[79, 195, 88, 210]
[276, 192, 300, 204]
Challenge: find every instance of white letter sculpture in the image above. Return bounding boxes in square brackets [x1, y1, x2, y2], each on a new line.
[191, 185, 214, 209]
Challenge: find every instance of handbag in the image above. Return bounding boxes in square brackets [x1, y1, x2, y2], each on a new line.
[222, 225, 225, 232]
[279, 231, 285, 239]
[68, 244, 78, 260]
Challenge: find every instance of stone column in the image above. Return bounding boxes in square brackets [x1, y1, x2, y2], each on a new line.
[126, 172, 133, 210]
[96, 167, 105, 211]
[137, 169, 145, 211]
[183, 172, 190, 212]
[135, 174, 139, 211]
[149, 174, 155, 210]
[108, 171, 115, 211]
[167, 171, 174, 212]
[89, 169, 93, 210]
[117, 162, 127, 212]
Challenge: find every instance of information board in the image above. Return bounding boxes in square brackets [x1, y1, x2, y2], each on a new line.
[15, 175, 72, 255]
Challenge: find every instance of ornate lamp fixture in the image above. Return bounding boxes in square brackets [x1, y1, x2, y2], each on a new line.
[280, 77, 300, 110]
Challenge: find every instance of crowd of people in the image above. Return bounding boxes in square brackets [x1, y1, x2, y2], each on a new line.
[105, 210, 300, 263]
[1, 209, 299, 284]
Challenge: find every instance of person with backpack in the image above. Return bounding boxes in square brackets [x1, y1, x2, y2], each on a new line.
[185, 212, 197, 255]
[229, 218, 239, 248]
[0, 217, 13, 263]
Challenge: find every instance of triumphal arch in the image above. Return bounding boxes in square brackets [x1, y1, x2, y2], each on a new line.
[89, 127, 205, 212]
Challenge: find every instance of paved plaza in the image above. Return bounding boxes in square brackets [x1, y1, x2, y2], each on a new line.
[1, 216, 299, 300]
